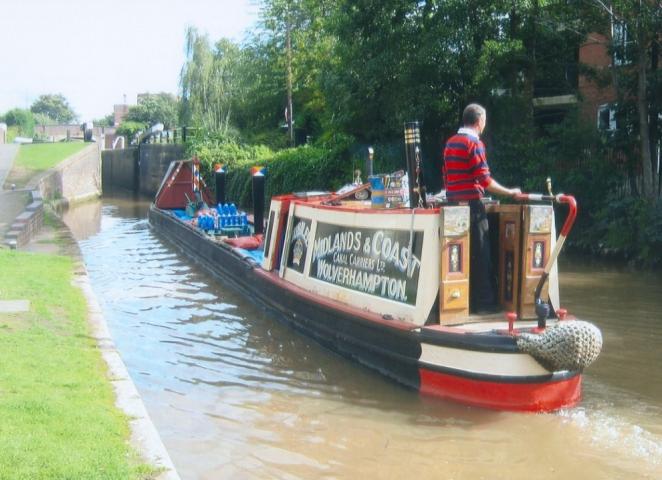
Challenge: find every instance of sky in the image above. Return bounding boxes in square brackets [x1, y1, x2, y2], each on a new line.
[0, 0, 259, 122]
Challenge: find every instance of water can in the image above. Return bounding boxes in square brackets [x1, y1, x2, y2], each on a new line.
[369, 175, 385, 209]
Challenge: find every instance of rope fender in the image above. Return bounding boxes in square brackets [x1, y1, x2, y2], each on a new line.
[516, 321, 603, 372]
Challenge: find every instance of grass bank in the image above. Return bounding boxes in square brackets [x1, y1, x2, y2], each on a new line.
[0, 249, 153, 479]
[4, 142, 89, 188]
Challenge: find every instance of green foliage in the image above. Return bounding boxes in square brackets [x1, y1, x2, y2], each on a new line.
[126, 93, 178, 129]
[30, 94, 77, 123]
[573, 196, 662, 267]
[115, 121, 145, 143]
[7, 143, 89, 188]
[175, 0, 661, 266]
[93, 113, 115, 127]
[6, 125, 20, 143]
[31, 112, 57, 126]
[180, 28, 241, 134]
[2, 108, 35, 137]
[186, 133, 355, 209]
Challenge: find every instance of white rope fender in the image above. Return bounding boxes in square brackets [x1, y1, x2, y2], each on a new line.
[516, 320, 603, 372]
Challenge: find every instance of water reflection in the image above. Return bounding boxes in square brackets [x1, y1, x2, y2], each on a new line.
[66, 195, 662, 480]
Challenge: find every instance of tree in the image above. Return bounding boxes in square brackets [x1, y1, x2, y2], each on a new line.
[93, 113, 115, 127]
[125, 93, 178, 129]
[581, 0, 660, 198]
[180, 28, 241, 135]
[116, 121, 145, 144]
[30, 94, 77, 123]
[2, 108, 35, 137]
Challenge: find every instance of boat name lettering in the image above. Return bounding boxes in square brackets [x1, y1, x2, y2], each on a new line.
[316, 259, 408, 302]
[313, 231, 362, 260]
[314, 230, 421, 277]
[310, 223, 424, 305]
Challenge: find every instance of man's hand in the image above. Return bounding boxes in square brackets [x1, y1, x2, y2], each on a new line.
[486, 179, 522, 198]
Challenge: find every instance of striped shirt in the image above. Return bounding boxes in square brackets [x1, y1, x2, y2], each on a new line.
[443, 127, 491, 201]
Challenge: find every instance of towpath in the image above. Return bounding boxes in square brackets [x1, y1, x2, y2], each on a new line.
[0, 143, 19, 188]
[0, 144, 29, 239]
[1, 143, 180, 478]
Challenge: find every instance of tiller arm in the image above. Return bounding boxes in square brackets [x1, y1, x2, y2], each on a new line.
[514, 192, 577, 328]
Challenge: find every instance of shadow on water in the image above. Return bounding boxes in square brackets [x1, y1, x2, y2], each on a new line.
[63, 193, 662, 480]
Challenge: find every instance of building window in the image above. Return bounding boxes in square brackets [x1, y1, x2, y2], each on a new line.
[611, 21, 632, 66]
[597, 104, 617, 131]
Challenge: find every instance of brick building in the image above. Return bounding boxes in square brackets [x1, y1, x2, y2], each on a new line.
[578, 32, 619, 132]
[113, 104, 129, 127]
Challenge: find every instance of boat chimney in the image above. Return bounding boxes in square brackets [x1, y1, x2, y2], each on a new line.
[404, 121, 421, 208]
[251, 166, 266, 235]
[214, 163, 226, 205]
[366, 146, 374, 178]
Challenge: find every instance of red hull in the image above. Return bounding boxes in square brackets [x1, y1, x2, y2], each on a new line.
[419, 369, 582, 412]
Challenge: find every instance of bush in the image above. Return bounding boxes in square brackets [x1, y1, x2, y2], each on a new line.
[572, 196, 662, 266]
[2, 108, 35, 138]
[186, 134, 356, 210]
[115, 121, 145, 144]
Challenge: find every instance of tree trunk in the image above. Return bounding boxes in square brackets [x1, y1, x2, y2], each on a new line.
[286, 21, 294, 147]
[637, 34, 654, 198]
[650, 40, 660, 196]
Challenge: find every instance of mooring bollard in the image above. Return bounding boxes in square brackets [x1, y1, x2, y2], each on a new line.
[214, 164, 226, 206]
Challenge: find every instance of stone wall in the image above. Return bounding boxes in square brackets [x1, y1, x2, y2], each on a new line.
[36, 124, 116, 141]
[102, 147, 139, 192]
[33, 144, 101, 202]
[101, 144, 184, 196]
[139, 144, 185, 196]
[4, 191, 44, 249]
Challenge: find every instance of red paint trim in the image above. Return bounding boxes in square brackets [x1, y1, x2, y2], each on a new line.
[558, 195, 577, 237]
[295, 201, 440, 215]
[419, 368, 581, 412]
[254, 269, 417, 332]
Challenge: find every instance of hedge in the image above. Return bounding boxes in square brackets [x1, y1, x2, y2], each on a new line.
[188, 137, 358, 210]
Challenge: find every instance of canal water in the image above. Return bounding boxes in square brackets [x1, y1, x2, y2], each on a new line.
[63, 195, 662, 480]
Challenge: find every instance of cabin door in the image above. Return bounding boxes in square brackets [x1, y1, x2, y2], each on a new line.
[439, 206, 471, 324]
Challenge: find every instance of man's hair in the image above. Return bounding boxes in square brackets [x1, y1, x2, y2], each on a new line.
[462, 103, 486, 127]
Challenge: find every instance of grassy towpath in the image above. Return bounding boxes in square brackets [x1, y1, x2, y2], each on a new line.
[3, 142, 89, 189]
[0, 249, 155, 479]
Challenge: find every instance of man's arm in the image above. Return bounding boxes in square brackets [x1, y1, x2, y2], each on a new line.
[485, 178, 521, 198]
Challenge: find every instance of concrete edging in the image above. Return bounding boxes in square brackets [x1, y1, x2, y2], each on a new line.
[74, 268, 181, 480]
[4, 189, 44, 249]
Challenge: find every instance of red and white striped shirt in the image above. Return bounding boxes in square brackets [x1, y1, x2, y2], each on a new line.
[443, 127, 491, 201]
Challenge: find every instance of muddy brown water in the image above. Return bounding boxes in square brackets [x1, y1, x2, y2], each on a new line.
[63, 195, 662, 480]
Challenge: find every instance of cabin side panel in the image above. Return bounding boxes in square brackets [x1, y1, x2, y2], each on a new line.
[282, 204, 440, 325]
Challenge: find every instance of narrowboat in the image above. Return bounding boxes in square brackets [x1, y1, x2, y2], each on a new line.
[148, 128, 602, 412]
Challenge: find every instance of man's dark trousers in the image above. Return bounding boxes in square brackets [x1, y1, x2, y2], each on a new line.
[469, 200, 496, 310]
